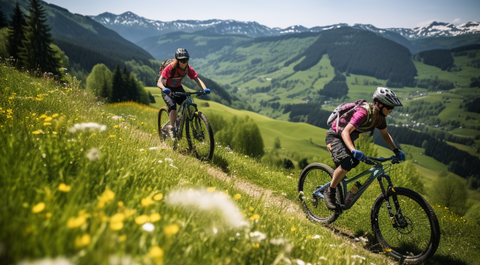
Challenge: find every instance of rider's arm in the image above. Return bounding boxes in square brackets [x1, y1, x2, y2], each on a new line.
[341, 123, 358, 152]
[193, 77, 207, 90]
[378, 128, 398, 151]
[157, 75, 166, 90]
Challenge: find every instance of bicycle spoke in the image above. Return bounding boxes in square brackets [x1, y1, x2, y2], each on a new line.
[372, 187, 440, 263]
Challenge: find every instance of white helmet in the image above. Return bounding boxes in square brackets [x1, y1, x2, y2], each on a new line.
[372, 87, 403, 107]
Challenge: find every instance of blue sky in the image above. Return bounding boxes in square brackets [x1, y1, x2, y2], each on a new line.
[44, 0, 480, 29]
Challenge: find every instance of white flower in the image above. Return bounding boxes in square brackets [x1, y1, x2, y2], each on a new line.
[149, 147, 158, 150]
[86, 148, 101, 161]
[17, 257, 74, 265]
[142, 222, 155, 232]
[165, 158, 173, 162]
[68, 122, 106, 133]
[249, 231, 267, 242]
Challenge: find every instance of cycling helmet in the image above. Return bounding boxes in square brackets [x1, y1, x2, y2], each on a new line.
[372, 87, 403, 107]
[175, 48, 190, 59]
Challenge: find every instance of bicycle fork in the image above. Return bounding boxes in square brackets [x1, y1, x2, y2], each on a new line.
[377, 174, 408, 229]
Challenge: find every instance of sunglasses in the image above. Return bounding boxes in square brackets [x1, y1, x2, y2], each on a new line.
[178, 59, 189, 63]
[384, 105, 394, 110]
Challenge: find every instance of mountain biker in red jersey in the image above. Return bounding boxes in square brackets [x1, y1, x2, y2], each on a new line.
[157, 48, 209, 137]
[324, 87, 406, 210]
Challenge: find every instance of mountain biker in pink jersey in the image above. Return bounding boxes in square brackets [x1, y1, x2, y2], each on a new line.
[324, 87, 405, 210]
[157, 48, 209, 137]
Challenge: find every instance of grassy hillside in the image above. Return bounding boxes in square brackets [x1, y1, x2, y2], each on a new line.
[3, 65, 480, 264]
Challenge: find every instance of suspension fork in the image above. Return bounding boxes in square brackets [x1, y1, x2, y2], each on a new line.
[377, 174, 406, 228]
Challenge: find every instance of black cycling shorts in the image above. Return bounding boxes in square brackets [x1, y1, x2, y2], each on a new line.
[162, 85, 186, 112]
[325, 129, 359, 171]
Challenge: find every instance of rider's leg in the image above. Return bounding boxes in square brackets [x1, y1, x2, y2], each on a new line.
[330, 165, 348, 188]
[169, 109, 177, 128]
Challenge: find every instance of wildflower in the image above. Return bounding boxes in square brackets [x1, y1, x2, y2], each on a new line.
[97, 189, 115, 208]
[86, 148, 101, 161]
[141, 196, 155, 207]
[234, 194, 241, 200]
[164, 224, 179, 236]
[58, 183, 71, 192]
[32, 202, 45, 213]
[165, 188, 248, 229]
[249, 231, 267, 242]
[142, 222, 155, 232]
[135, 215, 149, 225]
[150, 213, 161, 222]
[148, 246, 164, 260]
[252, 243, 260, 248]
[110, 221, 124, 231]
[75, 234, 91, 248]
[52, 113, 59, 118]
[44, 117, 52, 122]
[207, 187, 216, 192]
[118, 235, 127, 242]
[249, 206, 254, 212]
[250, 214, 260, 221]
[68, 122, 107, 133]
[153, 193, 163, 201]
[290, 226, 296, 232]
[67, 216, 87, 228]
[111, 213, 125, 223]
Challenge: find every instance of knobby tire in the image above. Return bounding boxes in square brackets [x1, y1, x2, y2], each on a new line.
[186, 112, 214, 161]
[371, 187, 440, 264]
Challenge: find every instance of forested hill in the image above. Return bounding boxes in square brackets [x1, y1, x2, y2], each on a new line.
[0, 0, 155, 82]
[285, 28, 417, 87]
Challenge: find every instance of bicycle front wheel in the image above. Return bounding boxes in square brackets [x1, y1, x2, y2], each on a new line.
[186, 112, 214, 161]
[158, 107, 172, 144]
[298, 163, 344, 224]
[371, 187, 440, 264]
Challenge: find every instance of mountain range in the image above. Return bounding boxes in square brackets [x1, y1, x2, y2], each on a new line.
[91, 11, 480, 41]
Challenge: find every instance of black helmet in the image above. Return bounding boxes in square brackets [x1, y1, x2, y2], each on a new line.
[175, 48, 190, 60]
[372, 87, 403, 107]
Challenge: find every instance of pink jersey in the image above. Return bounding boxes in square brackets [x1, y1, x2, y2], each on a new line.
[161, 64, 198, 88]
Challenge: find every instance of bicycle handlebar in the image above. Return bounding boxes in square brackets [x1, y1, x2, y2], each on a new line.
[360, 155, 400, 165]
[171, 91, 209, 97]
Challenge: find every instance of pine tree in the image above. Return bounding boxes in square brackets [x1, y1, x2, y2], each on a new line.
[7, 3, 26, 65]
[111, 64, 124, 102]
[19, 0, 59, 73]
[0, 9, 8, 28]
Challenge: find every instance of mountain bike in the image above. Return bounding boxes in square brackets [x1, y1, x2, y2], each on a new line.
[157, 91, 214, 161]
[298, 155, 440, 264]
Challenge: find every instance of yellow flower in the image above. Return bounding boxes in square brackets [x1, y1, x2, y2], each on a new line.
[135, 215, 149, 225]
[110, 221, 124, 231]
[118, 234, 127, 242]
[32, 130, 41, 135]
[249, 206, 254, 212]
[252, 243, 260, 248]
[250, 214, 260, 220]
[58, 183, 71, 192]
[44, 117, 52, 122]
[97, 189, 115, 208]
[75, 234, 91, 248]
[164, 224, 179, 236]
[43, 122, 52, 126]
[109, 135, 116, 138]
[149, 246, 164, 259]
[111, 213, 125, 223]
[141, 196, 155, 207]
[67, 216, 86, 228]
[290, 226, 296, 232]
[153, 193, 163, 201]
[52, 113, 59, 118]
[32, 202, 45, 213]
[207, 187, 216, 192]
[234, 194, 241, 200]
[150, 213, 161, 222]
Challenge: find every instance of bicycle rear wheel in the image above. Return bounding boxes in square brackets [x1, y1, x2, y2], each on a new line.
[297, 163, 344, 224]
[186, 112, 214, 161]
[371, 187, 440, 264]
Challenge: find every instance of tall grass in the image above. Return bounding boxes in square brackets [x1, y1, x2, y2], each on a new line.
[1, 66, 479, 265]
